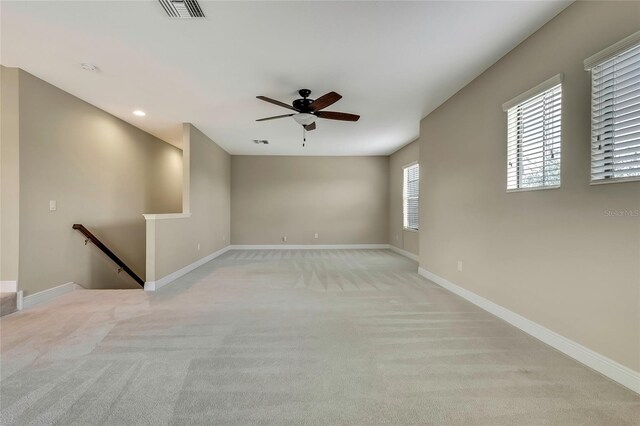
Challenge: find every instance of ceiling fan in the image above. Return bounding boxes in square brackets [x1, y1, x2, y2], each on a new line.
[256, 89, 360, 133]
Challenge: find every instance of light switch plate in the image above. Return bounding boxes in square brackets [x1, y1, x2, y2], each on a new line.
[49, 200, 57, 211]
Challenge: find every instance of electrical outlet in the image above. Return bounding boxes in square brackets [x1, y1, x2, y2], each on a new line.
[457, 260, 463, 272]
[197, 243, 201, 251]
[314, 233, 318, 239]
[282, 236, 287, 242]
[222, 234, 226, 242]
[49, 200, 57, 211]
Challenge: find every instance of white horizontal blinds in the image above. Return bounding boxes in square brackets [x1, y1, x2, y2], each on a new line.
[506, 84, 562, 190]
[403, 164, 419, 230]
[590, 42, 640, 182]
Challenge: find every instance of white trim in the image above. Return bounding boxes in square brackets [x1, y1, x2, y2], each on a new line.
[22, 282, 82, 310]
[507, 184, 561, 193]
[502, 73, 563, 112]
[417, 267, 640, 395]
[144, 245, 231, 291]
[585, 30, 640, 71]
[143, 213, 191, 220]
[16, 291, 23, 311]
[389, 245, 418, 261]
[590, 176, 640, 186]
[0, 281, 17, 292]
[229, 244, 390, 250]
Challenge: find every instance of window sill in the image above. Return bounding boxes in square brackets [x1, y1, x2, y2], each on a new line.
[507, 184, 560, 193]
[403, 227, 419, 233]
[591, 176, 640, 186]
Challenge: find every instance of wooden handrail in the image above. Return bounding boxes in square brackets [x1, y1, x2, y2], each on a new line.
[72, 224, 144, 287]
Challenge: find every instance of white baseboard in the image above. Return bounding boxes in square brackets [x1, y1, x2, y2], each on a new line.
[418, 267, 640, 395]
[229, 244, 390, 250]
[389, 246, 419, 261]
[22, 282, 82, 310]
[0, 281, 17, 292]
[16, 291, 23, 311]
[145, 245, 231, 291]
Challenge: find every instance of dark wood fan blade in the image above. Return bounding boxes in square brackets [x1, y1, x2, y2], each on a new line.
[304, 122, 316, 131]
[256, 96, 296, 111]
[309, 92, 342, 111]
[256, 114, 295, 122]
[315, 111, 360, 121]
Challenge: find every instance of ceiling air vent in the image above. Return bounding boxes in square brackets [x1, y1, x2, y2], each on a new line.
[159, 0, 205, 18]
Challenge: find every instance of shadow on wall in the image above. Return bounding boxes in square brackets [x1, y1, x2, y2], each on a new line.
[88, 249, 141, 290]
[145, 147, 183, 214]
[73, 219, 147, 289]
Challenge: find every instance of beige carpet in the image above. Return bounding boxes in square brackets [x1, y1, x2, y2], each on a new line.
[0, 293, 17, 317]
[1, 249, 638, 425]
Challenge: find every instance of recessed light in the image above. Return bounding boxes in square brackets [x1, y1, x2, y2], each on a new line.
[80, 63, 97, 71]
[133, 110, 146, 117]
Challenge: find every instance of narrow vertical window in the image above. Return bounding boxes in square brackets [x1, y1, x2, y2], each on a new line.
[403, 163, 419, 231]
[503, 74, 563, 191]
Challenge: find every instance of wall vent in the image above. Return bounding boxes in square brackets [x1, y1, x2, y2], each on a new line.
[159, 0, 205, 18]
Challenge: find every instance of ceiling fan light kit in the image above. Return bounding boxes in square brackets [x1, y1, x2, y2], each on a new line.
[293, 113, 317, 126]
[256, 89, 360, 147]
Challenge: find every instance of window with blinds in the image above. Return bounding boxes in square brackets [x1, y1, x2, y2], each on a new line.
[403, 163, 419, 231]
[587, 36, 640, 183]
[504, 77, 562, 191]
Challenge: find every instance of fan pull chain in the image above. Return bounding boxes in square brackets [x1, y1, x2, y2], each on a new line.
[303, 126, 306, 147]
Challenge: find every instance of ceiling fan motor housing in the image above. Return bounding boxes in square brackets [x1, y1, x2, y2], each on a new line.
[291, 89, 313, 112]
[293, 98, 314, 112]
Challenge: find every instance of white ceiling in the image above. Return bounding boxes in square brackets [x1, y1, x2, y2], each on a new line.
[1, 1, 571, 155]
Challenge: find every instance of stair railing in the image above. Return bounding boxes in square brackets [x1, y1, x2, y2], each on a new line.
[72, 224, 144, 287]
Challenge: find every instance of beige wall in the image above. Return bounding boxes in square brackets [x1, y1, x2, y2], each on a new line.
[231, 156, 389, 245]
[0, 67, 20, 282]
[146, 124, 230, 282]
[419, 1, 640, 371]
[389, 140, 419, 255]
[12, 68, 182, 295]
